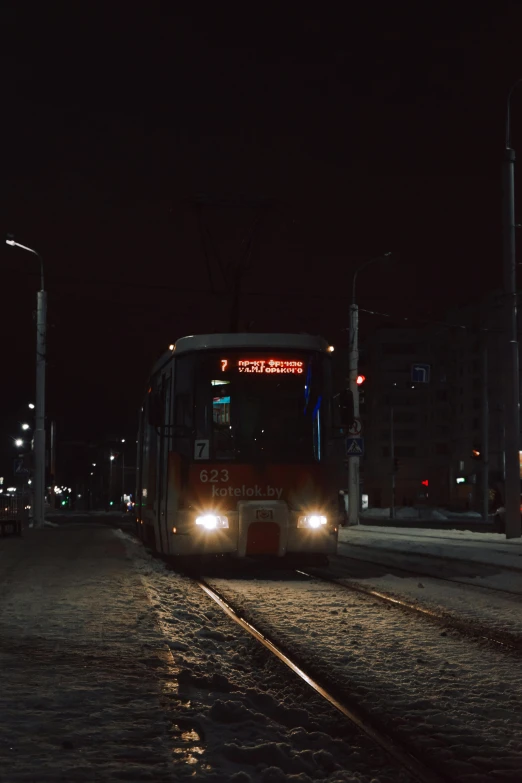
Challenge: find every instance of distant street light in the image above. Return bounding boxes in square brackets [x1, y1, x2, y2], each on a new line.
[14, 439, 24, 448]
[28, 403, 35, 409]
[21, 423, 30, 430]
[6, 238, 46, 528]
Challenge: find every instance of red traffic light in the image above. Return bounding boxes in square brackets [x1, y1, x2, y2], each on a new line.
[356, 374, 366, 385]
[421, 479, 429, 487]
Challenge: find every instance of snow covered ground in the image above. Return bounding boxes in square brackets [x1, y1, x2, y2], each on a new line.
[0, 525, 413, 782]
[0, 525, 175, 782]
[208, 570, 522, 781]
[360, 508, 484, 522]
[336, 524, 522, 637]
[4, 521, 522, 781]
[339, 524, 522, 572]
[132, 534, 414, 782]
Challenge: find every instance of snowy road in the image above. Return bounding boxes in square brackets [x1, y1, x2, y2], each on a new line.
[3, 522, 522, 781]
[206, 567, 522, 781]
[337, 525, 522, 640]
[0, 525, 415, 782]
[0, 525, 176, 782]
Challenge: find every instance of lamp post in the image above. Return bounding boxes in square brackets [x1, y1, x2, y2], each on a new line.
[6, 239, 46, 528]
[109, 454, 115, 508]
[121, 439, 126, 504]
[503, 80, 522, 539]
[348, 253, 391, 526]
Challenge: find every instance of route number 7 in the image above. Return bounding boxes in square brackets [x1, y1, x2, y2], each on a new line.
[194, 440, 209, 460]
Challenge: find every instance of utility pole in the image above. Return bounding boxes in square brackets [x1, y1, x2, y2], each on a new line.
[502, 80, 522, 538]
[481, 331, 489, 523]
[35, 287, 46, 526]
[6, 239, 46, 528]
[348, 301, 360, 526]
[109, 453, 113, 509]
[390, 405, 395, 519]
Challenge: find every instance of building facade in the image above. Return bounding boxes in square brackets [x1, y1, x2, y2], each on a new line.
[358, 294, 517, 510]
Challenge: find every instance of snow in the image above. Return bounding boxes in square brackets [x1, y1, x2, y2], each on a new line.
[339, 524, 522, 572]
[131, 533, 413, 782]
[360, 507, 483, 521]
[207, 570, 522, 781]
[0, 526, 175, 782]
[5, 520, 522, 781]
[0, 525, 411, 782]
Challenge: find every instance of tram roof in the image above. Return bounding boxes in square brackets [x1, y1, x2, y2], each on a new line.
[174, 333, 329, 354]
[151, 333, 330, 376]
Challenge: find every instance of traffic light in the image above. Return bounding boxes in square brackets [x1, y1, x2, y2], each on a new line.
[357, 374, 366, 406]
[421, 479, 429, 487]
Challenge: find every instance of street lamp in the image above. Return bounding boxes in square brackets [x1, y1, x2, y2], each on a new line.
[121, 439, 126, 502]
[21, 423, 30, 431]
[502, 79, 522, 539]
[348, 253, 392, 526]
[6, 238, 46, 528]
[15, 439, 24, 448]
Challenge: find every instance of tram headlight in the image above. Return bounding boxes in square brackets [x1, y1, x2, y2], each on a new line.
[298, 514, 327, 529]
[195, 513, 229, 530]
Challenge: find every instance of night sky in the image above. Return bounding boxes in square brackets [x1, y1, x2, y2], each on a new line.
[2, 3, 522, 471]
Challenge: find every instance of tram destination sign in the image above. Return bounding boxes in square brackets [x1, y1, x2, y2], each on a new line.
[220, 357, 305, 375]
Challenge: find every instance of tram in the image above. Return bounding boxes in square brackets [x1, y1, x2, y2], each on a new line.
[136, 333, 351, 560]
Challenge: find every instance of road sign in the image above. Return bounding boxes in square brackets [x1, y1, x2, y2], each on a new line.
[411, 363, 431, 383]
[13, 458, 29, 476]
[348, 417, 363, 436]
[346, 437, 364, 457]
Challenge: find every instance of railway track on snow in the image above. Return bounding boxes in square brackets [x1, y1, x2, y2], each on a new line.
[340, 543, 522, 588]
[195, 576, 453, 783]
[297, 566, 522, 653]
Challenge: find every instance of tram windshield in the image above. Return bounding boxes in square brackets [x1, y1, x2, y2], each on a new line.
[194, 351, 328, 462]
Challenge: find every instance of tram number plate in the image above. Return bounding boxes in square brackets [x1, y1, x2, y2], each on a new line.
[194, 440, 209, 460]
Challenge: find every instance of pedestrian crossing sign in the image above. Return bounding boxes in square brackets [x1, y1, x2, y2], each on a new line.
[345, 437, 364, 457]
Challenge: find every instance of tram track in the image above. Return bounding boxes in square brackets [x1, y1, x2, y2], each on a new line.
[296, 567, 522, 653]
[341, 542, 522, 582]
[195, 576, 453, 783]
[336, 547, 522, 598]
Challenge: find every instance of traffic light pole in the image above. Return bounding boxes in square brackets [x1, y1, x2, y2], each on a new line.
[348, 254, 392, 525]
[348, 302, 360, 526]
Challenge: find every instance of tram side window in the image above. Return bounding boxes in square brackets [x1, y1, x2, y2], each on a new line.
[212, 380, 234, 458]
[175, 393, 193, 429]
[173, 357, 195, 456]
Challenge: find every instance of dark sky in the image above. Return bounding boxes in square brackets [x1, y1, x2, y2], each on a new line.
[1, 3, 522, 469]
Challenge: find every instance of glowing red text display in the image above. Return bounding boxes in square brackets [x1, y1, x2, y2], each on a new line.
[220, 358, 305, 375]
